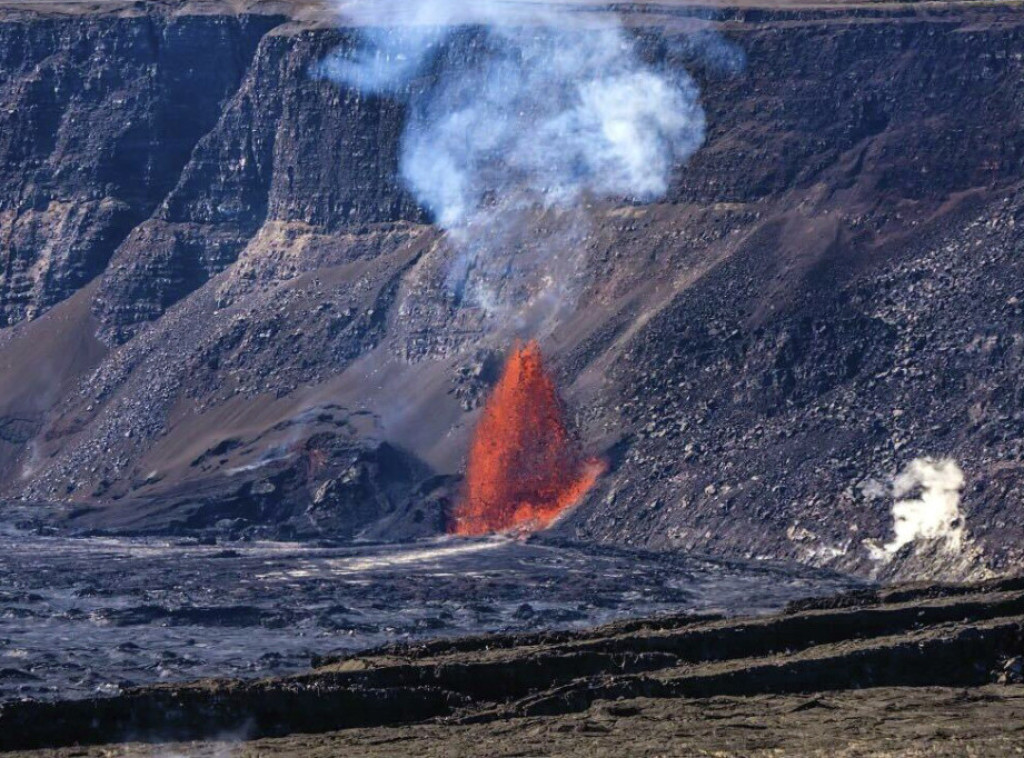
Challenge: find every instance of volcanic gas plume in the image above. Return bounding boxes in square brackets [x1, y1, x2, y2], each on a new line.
[452, 341, 604, 536]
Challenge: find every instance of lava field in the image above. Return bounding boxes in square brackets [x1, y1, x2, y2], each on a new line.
[0, 525, 857, 703]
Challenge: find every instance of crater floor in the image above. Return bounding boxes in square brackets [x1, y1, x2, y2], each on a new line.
[0, 525, 856, 702]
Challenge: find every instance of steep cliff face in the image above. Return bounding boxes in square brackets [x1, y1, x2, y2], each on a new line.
[0, 1, 1022, 580]
[0, 11, 282, 327]
[93, 24, 424, 341]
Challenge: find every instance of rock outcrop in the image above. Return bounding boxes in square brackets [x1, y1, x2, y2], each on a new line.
[0, 10, 281, 327]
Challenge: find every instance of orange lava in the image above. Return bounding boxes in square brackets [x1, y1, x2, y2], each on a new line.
[452, 340, 604, 536]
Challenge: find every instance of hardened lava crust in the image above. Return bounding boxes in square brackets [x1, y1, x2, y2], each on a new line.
[4, 577, 1024, 754]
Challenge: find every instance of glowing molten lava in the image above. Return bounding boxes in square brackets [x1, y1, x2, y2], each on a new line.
[452, 340, 604, 536]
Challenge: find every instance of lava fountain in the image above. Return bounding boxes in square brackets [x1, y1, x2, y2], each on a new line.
[452, 341, 604, 536]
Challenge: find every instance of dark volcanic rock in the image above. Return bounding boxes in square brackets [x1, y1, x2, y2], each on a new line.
[0, 526, 854, 704]
[3, 577, 1024, 750]
[93, 25, 425, 342]
[0, 11, 282, 327]
[0, 1, 1022, 579]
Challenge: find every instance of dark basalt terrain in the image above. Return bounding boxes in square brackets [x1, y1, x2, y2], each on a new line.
[0, 1, 1023, 579]
[24, 688, 1024, 757]
[4, 2, 1024, 754]
[5, 577, 1024, 753]
[0, 514, 857, 703]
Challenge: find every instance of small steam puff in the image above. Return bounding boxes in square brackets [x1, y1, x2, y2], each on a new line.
[150, 722, 253, 758]
[318, 0, 709, 317]
[869, 457, 966, 559]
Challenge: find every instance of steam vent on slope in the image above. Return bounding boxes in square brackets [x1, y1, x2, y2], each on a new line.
[452, 341, 604, 536]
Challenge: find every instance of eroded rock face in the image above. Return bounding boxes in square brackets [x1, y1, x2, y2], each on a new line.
[92, 25, 426, 343]
[0, 12, 281, 327]
[0, 2, 1022, 578]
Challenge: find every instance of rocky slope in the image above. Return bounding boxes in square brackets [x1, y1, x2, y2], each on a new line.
[0, 0, 1022, 580]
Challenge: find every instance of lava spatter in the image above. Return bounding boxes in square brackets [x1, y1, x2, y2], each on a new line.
[452, 341, 604, 536]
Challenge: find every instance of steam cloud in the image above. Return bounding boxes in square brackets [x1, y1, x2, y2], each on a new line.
[317, 0, 709, 321]
[881, 457, 966, 555]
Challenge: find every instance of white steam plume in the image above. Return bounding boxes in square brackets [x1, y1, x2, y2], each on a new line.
[881, 457, 966, 556]
[316, 0, 709, 323]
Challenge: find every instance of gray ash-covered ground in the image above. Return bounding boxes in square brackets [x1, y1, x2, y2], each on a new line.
[7, 573, 1024, 754]
[0, 523, 858, 703]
